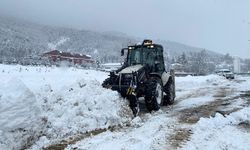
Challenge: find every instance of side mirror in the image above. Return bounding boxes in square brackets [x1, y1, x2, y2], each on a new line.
[121, 48, 127, 56]
[121, 49, 124, 56]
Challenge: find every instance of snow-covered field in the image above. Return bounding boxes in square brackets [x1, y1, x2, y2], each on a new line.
[0, 64, 249, 150]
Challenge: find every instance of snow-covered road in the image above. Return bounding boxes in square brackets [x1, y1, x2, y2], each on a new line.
[0, 64, 249, 150]
[65, 75, 250, 150]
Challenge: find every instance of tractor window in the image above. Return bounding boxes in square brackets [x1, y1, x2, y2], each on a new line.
[154, 47, 164, 72]
[143, 49, 155, 68]
[127, 46, 165, 73]
[127, 49, 142, 65]
[143, 47, 164, 73]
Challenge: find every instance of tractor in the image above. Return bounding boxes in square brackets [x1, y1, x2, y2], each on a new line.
[102, 40, 175, 116]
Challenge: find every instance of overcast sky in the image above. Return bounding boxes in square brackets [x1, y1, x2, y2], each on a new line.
[0, 0, 250, 58]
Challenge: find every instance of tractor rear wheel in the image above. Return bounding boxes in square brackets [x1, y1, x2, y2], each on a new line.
[164, 79, 175, 105]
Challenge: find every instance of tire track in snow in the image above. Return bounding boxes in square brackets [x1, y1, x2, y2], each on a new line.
[43, 126, 120, 150]
[167, 78, 249, 149]
[65, 111, 178, 150]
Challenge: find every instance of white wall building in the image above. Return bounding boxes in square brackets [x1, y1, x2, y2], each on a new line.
[233, 56, 241, 73]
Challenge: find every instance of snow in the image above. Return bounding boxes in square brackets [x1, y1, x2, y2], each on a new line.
[176, 96, 214, 108]
[176, 74, 223, 90]
[0, 78, 45, 150]
[40, 80, 126, 134]
[181, 107, 250, 150]
[48, 37, 70, 50]
[0, 64, 250, 150]
[175, 74, 228, 109]
[176, 75, 250, 150]
[0, 64, 133, 149]
[66, 112, 177, 150]
[232, 76, 250, 91]
[0, 78, 40, 129]
[0, 65, 107, 92]
[86, 54, 92, 58]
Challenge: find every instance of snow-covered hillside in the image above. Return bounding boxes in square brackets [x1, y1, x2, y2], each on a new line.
[0, 64, 249, 150]
[0, 15, 223, 64]
[0, 15, 135, 62]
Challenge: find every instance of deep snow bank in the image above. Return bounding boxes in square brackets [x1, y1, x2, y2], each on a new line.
[0, 78, 45, 150]
[30, 77, 132, 149]
[39, 79, 131, 137]
[0, 64, 133, 149]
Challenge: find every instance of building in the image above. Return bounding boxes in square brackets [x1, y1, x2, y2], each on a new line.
[42, 50, 94, 65]
[233, 56, 241, 73]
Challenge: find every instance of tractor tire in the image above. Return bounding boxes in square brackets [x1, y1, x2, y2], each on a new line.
[164, 79, 175, 105]
[145, 77, 163, 112]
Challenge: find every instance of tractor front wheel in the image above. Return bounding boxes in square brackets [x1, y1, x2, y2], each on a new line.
[145, 77, 163, 112]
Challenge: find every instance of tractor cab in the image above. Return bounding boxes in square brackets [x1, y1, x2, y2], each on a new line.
[122, 40, 165, 73]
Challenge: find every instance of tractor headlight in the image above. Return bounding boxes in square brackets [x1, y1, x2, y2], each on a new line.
[128, 46, 135, 50]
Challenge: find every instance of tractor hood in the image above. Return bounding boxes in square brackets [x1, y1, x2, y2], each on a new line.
[119, 65, 143, 74]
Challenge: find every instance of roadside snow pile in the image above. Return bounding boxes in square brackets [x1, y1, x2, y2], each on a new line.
[31, 79, 132, 149]
[0, 64, 108, 92]
[0, 78, 45, 150]
[181, 107, 250, 150]
[38, 79, 131, 138]
[0, 64, 133, 149]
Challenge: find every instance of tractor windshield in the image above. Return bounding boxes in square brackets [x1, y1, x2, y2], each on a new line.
[127, 49, 142, 65]
[127, 46, 165, 72]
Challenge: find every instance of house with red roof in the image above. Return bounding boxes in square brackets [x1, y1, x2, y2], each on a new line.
[42, 50, 94, 65]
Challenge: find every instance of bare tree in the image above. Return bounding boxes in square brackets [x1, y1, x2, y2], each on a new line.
[189, 50, 208, 75]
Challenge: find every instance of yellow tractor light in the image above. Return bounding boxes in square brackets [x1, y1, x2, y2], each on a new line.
[143, 39, 153, 45]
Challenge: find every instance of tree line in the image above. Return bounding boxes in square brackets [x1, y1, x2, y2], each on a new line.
[169, 50, 250, 74]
